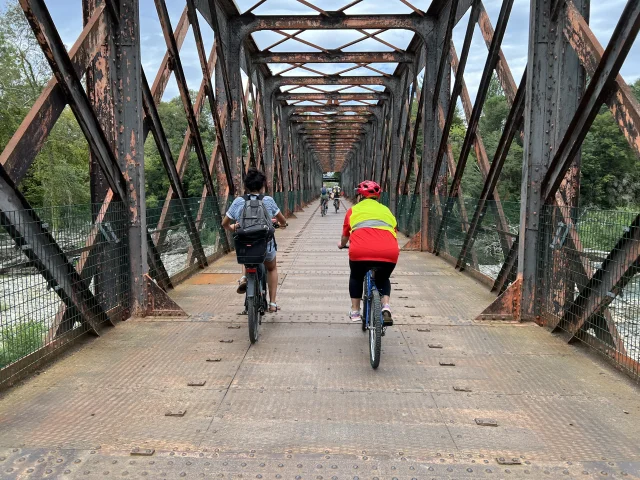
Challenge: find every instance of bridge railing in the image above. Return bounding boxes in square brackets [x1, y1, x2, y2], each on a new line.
[0, 191, 310, 387]
[0, 197, 226, 386]
[0, 200, 130, 385]
[418, 194, 640, 378]
[537, 203, 640, 377]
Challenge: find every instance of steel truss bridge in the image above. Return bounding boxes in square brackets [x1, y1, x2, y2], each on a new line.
[0, 0, 639, 477]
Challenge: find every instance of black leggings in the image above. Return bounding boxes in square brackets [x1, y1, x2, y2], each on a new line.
[349, 260, 396, 299]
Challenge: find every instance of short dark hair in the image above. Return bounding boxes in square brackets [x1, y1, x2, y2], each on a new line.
[244, 168, 267, 192]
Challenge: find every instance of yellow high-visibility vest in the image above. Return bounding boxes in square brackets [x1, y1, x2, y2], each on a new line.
[349, 199, 397, 238]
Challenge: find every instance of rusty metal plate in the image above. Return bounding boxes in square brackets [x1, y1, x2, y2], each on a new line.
[475, 418, 499, 427]
[453, 386, 472, 392]
[130, 448, 155, 456]
[496, 456, 522, 465]
[164, 410, 187, 417]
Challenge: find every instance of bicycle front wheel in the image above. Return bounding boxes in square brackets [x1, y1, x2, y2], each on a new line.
[248, 295, 260, 344]
[369, 289, 382, 369]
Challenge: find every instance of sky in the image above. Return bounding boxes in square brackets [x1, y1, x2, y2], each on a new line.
[21, 0, 640, 102]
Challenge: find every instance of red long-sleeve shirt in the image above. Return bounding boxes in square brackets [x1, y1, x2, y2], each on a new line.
[343, 208, 400, 263]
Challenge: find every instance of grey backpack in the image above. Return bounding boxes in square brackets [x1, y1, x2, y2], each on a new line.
[234, 195, 275, 264]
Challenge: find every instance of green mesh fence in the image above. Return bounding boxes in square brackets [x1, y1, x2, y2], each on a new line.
[273, 192, 284, 212]
[537, 203, 640, 378]
[396, 195, 421, 237]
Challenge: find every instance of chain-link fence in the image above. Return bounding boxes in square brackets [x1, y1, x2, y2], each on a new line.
[427, 195, 519, 286]
[538, 204, 640, 377]
[396, 194, 421, 237]
[0, 195, 232, 385]
[146, 197, 227, 279]
[0, 201, 129, 384]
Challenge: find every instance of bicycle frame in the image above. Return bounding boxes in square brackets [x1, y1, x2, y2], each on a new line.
[363, 270, 378, 329]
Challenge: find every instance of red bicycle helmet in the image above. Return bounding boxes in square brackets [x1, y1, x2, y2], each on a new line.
[356, 180, 381, 198]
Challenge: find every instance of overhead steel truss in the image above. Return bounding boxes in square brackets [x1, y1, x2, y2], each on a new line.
[0, 0, 639, 374]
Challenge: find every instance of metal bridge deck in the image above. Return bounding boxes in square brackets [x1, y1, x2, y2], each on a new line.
[0, 201, 639, 479]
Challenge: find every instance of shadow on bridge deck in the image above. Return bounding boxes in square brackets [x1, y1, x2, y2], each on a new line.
[0, 200, 638, 479]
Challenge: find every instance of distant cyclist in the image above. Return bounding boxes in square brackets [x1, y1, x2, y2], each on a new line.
[338, 180, 399, 325]
[320, 187, 329, 211]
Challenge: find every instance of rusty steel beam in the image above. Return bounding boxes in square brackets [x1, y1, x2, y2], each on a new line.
[477, 3, 517, 103]
[186, 0, 236, 191]
[404, 70, 426, 195]
[154, 44, 217, 248]
[141, 71, 208, 269]
[150, 7, 190, 105]
[429, 0, 479, 194]
[0, 5, 108, 183]
[154, 0, 231, 205]
[395, 72, 418, 195]
[311, 143, 356, 146]
[286, 106, 378, 114]
[254, 51, 413, 64]
[19, 0, 126, 200]
[456, 72, 527, 270]
[564, 1, 640, 159]
[269, 76, 392, 88]
[304, 135, 363, 140]
[541, 0, 640, 203]
[448, 42, 513, 257]
[448, 0, 513, 198]
[245, 51, 265, 169]
[433, 0, 514, 253]
[291, 115, 373, 122]
[234, 14, 430, 40]
[432, 0, 457, 109]
[277, 93, 388, 101]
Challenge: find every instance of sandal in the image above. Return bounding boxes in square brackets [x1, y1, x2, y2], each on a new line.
[268, 302, 279, 313]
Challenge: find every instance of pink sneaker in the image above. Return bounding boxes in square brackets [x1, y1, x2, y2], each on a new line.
[382, 304, 393, 326]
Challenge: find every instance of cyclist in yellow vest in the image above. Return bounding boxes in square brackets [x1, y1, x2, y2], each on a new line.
[338, 180, 399, 325]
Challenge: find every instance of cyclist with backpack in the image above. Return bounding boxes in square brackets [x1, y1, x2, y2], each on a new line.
[222, 168, 287, 313]
[320, 187, 329, 213]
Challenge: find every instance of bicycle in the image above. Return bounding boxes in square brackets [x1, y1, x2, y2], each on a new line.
[243, 263, 267, 343]
[339, 245, 383, 369]
[333, 198, 340, 213]
[241, 221, 284, 344]
[320, 199, 328, 216]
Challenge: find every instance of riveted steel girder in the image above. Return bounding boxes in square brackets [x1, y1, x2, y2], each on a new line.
[285, 106, 379, 114]
[268, 76, 395, 89]
[253, 51, 413, 64]
[290, 115, 372, 123]
[276, 93, 389, 101]
[232, 14, 432, 42]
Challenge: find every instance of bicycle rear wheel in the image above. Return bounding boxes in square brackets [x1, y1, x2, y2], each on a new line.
[248, 295, 260, 344]
[369, 289, 382, 368]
